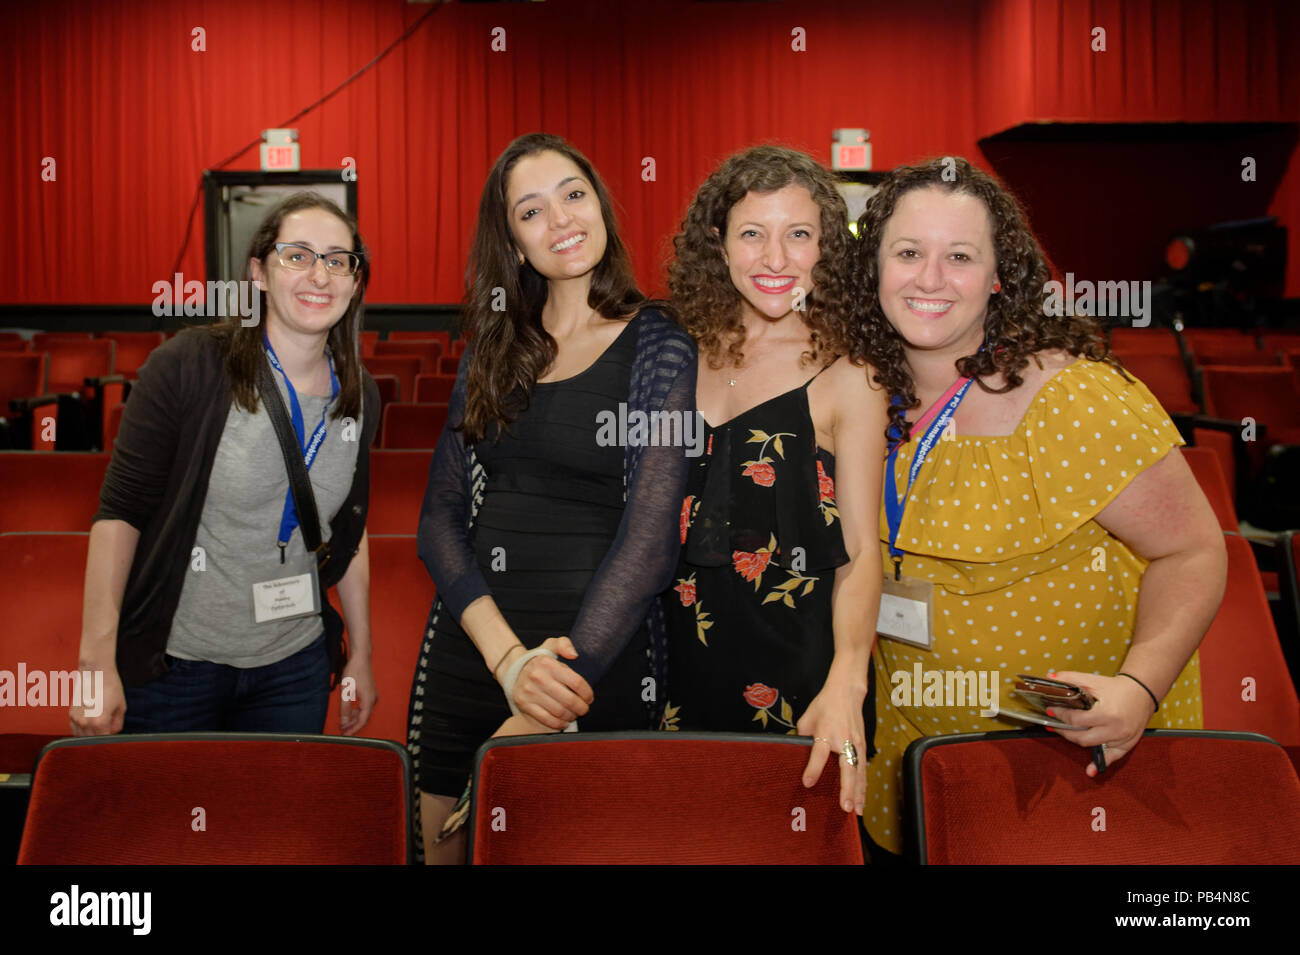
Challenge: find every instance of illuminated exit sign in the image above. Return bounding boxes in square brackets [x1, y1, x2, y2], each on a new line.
[832, 128, 871, 171]
[260, 129, 300, 172]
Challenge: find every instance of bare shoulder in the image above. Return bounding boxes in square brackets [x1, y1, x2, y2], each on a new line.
[821, 355, 888, 404]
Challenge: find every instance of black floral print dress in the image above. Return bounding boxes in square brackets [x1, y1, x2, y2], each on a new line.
[663, 374, 871, 737]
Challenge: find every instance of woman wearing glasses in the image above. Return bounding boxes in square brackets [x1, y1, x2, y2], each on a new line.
[71, 191, 381, 737]
[407, 133, 695, 864]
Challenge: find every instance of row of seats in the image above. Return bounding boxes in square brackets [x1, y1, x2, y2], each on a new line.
[0, 329, 464, 451]
[2, 525, 1296, 768]
[11, 728, 1300, 863]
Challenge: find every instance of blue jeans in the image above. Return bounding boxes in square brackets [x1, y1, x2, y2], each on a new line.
[123, 634, 331, 733]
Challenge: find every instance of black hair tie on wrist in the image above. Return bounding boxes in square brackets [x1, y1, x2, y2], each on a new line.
[1118, 671, 1160, 714]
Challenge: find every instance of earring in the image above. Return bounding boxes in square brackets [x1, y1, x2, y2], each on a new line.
[992, 281, 1002, 293]
[517, 252, 525, 265]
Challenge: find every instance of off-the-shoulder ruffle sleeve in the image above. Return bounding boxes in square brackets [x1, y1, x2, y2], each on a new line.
[886, 358, 1185, 562]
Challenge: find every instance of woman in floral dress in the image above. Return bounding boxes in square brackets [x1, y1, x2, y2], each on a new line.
[663, 146, 888, 817]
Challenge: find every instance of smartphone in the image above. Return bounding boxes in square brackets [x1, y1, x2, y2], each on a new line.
[1013, 674, 1096, 712]
[994, 706, 1079, 731]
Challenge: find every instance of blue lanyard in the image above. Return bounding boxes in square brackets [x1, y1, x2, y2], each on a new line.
[884, 376, 974, 579]
[265, 335, 339, 561]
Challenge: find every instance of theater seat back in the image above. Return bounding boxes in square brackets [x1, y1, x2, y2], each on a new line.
[469, 734, 863, 864]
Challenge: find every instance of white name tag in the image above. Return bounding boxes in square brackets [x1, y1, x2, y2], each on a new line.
[252, 568, 320, 623]
[876, 575, 935, 649]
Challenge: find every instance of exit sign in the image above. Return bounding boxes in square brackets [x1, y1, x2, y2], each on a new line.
[260, 129, 300, 171]
[837, 145, 868, 169]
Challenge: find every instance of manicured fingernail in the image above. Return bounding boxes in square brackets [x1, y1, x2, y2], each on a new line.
[1045, 708, 1056, 717]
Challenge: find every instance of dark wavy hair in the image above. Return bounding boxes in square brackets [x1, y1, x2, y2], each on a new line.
[460, 133, 652, 445]
[847, 156, 1112, 443]
[668, 145, 855, 370]
[209, 191, 369, 421]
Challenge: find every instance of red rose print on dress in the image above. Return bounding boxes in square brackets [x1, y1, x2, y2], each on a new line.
[743, 683, 779, 709]
[740, 429, 793, 487]
[679, 495, 695, 544]
[741, 461, 775, 487]
[743, 683, 796, 731]
[815, 459, 840, 526]
[816, 459, 835, 502]
[674, 575, 697, 607]
[732, 533, 777, 589]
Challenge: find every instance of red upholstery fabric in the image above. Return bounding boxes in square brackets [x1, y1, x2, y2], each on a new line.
[0, 734, 60, 776]
[1192, 428, 1236, 500]
[0, 353, 47, 407]
[363, 356, 421, 405]
[470, 736, 863, 865]
[367, 450, 433, 535]
[361, 331, 379, 358]
[380, 403, 447, 450]
[1180, 447, 1237, 532]
[0, 452, 110, 532]
[42, 340, 114, 394]
[1202, 367, 1300, 437]
[439, 356, 458, 377]
[100, 331, 165, 377]
[1115, 352, 1198, 415]
[451, 340, 466, 359]
[1199, 535, 1300, 745]
[0, 533, 89, 742]
[373, 341, 442, 374]
[324, 535, 432, 744]
[105, 402, 126, 448]
[388, 331, 451, 352]
[18, 736, 409, 864]
[1108, 327, 1181, 356]
[913, 733, 1300, 864]
[414, 374, 455, 404]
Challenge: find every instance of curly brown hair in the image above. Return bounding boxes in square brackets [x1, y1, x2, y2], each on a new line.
[668, 145, 855, 370]
[846, 156, 1114, 444]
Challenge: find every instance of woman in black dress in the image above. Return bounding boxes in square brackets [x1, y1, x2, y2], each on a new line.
[665, 146, 887, 817]
[407, 133, 696, 864]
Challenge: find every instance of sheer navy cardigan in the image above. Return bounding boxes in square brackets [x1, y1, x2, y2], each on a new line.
[416, 307, 698, 708]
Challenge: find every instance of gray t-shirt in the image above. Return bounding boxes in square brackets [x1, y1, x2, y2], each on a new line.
[168, 371, 362, 667]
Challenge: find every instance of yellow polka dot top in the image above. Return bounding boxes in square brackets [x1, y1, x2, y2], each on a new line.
[865, 357, 1203, 855]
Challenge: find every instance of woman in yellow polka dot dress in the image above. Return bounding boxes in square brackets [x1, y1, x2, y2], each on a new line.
[845, 157, 1228, 861]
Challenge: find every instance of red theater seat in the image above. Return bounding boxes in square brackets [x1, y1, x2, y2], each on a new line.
[18, 735, 411, 864]
[1108, 326, 1181, 356]
[1198, 534, 1300, 746]
[905, 730, 1300, 864]
[374, 340, 442, 374]
[361, 330, 379, 357]
[0, 452, 109, 532]
[364, 356, 421, 405]
[99, 331, 165, 377]
[468, 734, 863, 864]
[324, 535, 433, 744]
[42, 339, 115, 394]
[0, 333, 28, 351]
[0, 353, 48, 407]
[1202, 367, 1300, 447]
[0, 532, 89, 773]
[381, 403, 447, 449]
[367, 450, 432, 535]
[414, 374, 455, 404]
[1180, 447, 1237, 531]
[388, 330, 451, 352]
[1116, 352, 1198, 415]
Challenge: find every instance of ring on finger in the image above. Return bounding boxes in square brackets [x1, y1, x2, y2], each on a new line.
[841, 740, 858, 767]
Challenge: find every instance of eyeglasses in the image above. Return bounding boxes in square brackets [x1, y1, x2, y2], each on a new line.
[274, 243, 362, 277]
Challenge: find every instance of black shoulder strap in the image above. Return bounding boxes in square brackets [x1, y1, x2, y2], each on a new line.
[258, 356, 324, 555]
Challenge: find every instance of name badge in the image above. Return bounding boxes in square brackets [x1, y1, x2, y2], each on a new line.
[876, 575, 935, 649]
[252, 566, 321, 623]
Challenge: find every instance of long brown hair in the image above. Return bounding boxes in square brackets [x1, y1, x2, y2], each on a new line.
[460, 133, 649, 445]
[210, 191, 369, 421]
[846, 157, 1112, 443]
[668, 145, 855, 370]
